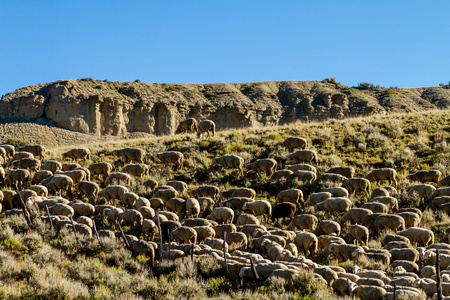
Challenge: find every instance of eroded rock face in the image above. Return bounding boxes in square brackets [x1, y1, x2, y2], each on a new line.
[1, 79, 449, 136]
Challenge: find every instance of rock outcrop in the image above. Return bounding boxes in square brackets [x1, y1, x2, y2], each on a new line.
[1, 79, 449, 136]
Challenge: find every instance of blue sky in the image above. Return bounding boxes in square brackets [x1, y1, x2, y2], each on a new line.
[1, 1, 449, 96]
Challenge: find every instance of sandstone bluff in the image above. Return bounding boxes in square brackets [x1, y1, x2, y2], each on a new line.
[1, 79, 450, 136]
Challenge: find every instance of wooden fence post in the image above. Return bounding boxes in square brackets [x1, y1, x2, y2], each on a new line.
[437, 249, 442, 300]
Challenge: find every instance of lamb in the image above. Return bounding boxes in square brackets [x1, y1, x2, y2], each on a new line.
[397, 227, 434, 247]
[206, 207, 234, 224]
[242, 200, 272, 221]
[190, 185, 220, 201]
[44, 175, 73, 195]
[97, 185, 129, 202]
[118, 209, 143, 227]
[276, 189, 303, 205]
[32, 170, 53, 185]
[88, 162, 112, 179]
[285, 163, 317, 173]
[407, 184, 436, 200]
[348, 224, 369, 245]
[212, 155, 245, 176]
[236, 213, 260, 226]
[361, 202, 388, 214]
[166, 181, 188, 195]
[287, 214, 318, 231]
[104, 173, 131, 186]
[220, 197, 255, 211]
[364, 168, 397, 187]
[11, 158, 41, 171]
[269, 169, 293, 182]
[290, 170, 316, 184]
[326, 166, 355, 178]
[245, 158, 277, 177]
[113, 147, 146, 163]
[370, 196, 398, 212]
[294, 232, 318, 256]
[76, 181, 99, 199]
[305, 192, 332, 206]
[171, 226, 197, 244]
[175, 117, 198, 134]
[314, 197, 352, 214]
[312, 173, 347, 187]
[62, 148, 91, 161]
[345, 178, 371, 195]
[226, 232, 248, 250]
[197, 120, 215, 138]
[396, 211, 420, 228]
[165, 197, 186, 217]
[371, 187, 390, 199]
[271, 202, 296, 223]
[281, 137, 307, 150]
[220, 187, 256, 200]
[71, 202, 95, 216]
[316, 220, 341, 235]
[204, 237, 228, 252]
[156, 151, 184, 169]
[121, 163, 149, 178]
[286, 149, 318, 164]
[121, 192, 139, 208]
[407, 169, 442, 183]
[18, 145, 46, 160]
[41, 160, 62, 174]
[324, 187, 349, 198]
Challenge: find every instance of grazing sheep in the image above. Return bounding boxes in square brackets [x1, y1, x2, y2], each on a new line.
[328, 243, 364, 262]
[153, 188, 179, 204]
[175, 117, 198, 134]
[71, 202, 95, 216]
[214, 224, 237, 239]
[332, 277, 355, 295]
[314, 197, 352, 214]
[131, 240, 155, 262]
[62, 148, 91, 161]
[365, 168, 397, 188]
[361, 202, 388, 214]
[98, 230, 115, 240]
[121, 192, 139, 208]
[261, 238, 284, 261]
[271, 202, 296, 223]
[6, 169, 30, 187]
[103, 207, 124, 223]
[121, 163, 149, 178]
[407, 169, 442, 183]
[190, 185, 220, 201]
[352, 285, 386, 300]
[429, 196, 450, 210]
[396, 212, 420, 228]
[60, 169, 86, 185]
[212, 155, 245, 176]
[193, 225, 216, 242]
[0, 144, 15, 158]
[44, 175, 73, 195]
[184, 218, 212, 227]
[370, 196, 398, 212]
[348, 224, 369, 245]
[286, 149, 318, 164]
[206, 207, 234, 224]
[105, 173, 131, 186]
[76, 216, 93, 228]
[198, 197, 215, 215]
[171, 226, 197, 244]
[28, 185, 48, 197]
[18, 145, 45, 160]
[113, 147, 146, 163]
[10, 151, 34, 163]
[269, 169, 294, 182]
[197, 120, 215, 138]
[41, 160, 62, 174]
[242, 200, 272, 221]
[165, 197, 186, 217]
[227, 232, 248, 250]
[397, 227, 434, 247]
[382, 234, 411, 246]
[294, 232, 318, 256]
[428, 187, 450, 201]
[97, 185, 129, 202]
[138, 206, 155, 219]
[287, 214, 318, 231]
[186, 198, 200, 218]
[345, 178, 371, 195]
[148, 198, 164, 210]
[32, 170, 53, 185]
[407, 184, 436, 200]
[290, 170, 316, 184]
[76, 181, 99, 199]
[281, 137, 307, 150]
[221, 187, 256, 200]
[324, 187, 349, 198]
[166, 180, 188, 195]
[371, 187, 390, 199]
[305, 192, 332, 206]
[312, 173, 347, 187]
[158, 211, 179, 222]
[156, 151, 184, 169]
[88, 162, 113, 179]
[143, 179, 158, 191]
[118, 209, 143, 227]
[236, 213, 260, 226]
[142, 219, 157, 237]
[326, 166, 355, 178]
[383, 241, 410, 250]
[220, 197, 255, 211]
[276, 189, 303, 204]
[316, 220, 341, 235]
[246, 158, 277, 177]
[285, 163, 317, 173]
[390, 248, 419, 262]
[11, 158, 41, 171]
[364, 214, 405, 236]
[50, 203, 74, 217]
[204, 237, 228, 252]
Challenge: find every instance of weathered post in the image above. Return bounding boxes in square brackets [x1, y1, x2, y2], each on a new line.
[250, 256, 260, 284]
[157, 217, 162, 264]
[92, 220, 102, 247]
[15, 184, 32, 227]
[393, 282, 396, 300]
[168, 229, 171, 261]
[437, 249, 442, 300]
[118, 222, 130, 249]
[45, 205, 54, 232]
[224, 231, 228, 275]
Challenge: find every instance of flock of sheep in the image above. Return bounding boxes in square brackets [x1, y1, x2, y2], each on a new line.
[3, 118, 450, 299]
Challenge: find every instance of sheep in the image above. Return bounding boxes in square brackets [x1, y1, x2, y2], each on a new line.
[104, 173, 131, 186]
[198, 197, 215, 216]
[143, 179, 158, 191]
[94, 204, 115, 215]
[328, 243, 365, 262]
[316, 220, 341, 235]
[98, 230, 115, 240]
[352, 285, 386, 300]
[286, 149, 318, 164]
[324, 187, 349, 198]
[220, 187, 256, 200]
[32, 170, 53, 185]
[332, 277, 355, 295]
[131, 240, 155, 262]
[76, 216, 93, 228]
[97, 185, 129, 202]
[156, 151, 184, 169]
[314, 266, 338, 286]
[370, 196, 398, 212]
[364, 214, 405, 236]
[113, 147, 146, 163]
[71, 202, 95, 216]
[50, 203, 74, 217]
[118, 209, 143, 227]
[413, 278, 450, 298]
[75, 167, 91, 181]
[383, 241, 410, 250]
[227, 232, 248, 250]
[357, 278, 385, 287]
[261, 238, 284, 261]
[121, 192, 139, 208]
[175, 117, 198, 134]
[269, 169, 293, 182]
[204, 237, 228, 252]
[271, 202, 296, 223]
[345, 178, 371, 195]
[76, 181, 99, 199]
[407, 184, 436, 200]
[206, 207, 234, 224]
[276, 189, 303, 205]
[18, 145, 45, 160]
[158, 211, 179, 222]
[397, 227, 434, 247]
[312, 173, 347, 187]
[44, 175, 73, 195]
[192, 225, 215, 242]
[348, 224, 369, 245]
[165, 181, 188, 195]
[212, 155, 245, 176]
[428, 187, 450, 201]
[236, 213, 260, 226]
[326, 166, 355, 178]
[371, 187, 390, 199]
[389, 248, 419, 262]
[305, 192, 332, 206]
[197, 120, 215, 138]
[10, 151, 34, 163]
[153, 189, 178, 204]
[245, 158, 277, 177]
[11, 158, 41, 171]
[240, 263, 289, 281]
[429, 196, 450, 210]
[220, 197, 255, 211]
[28, 185, 48, 197]
[285, 163, 317, 173]
[214, 224, 237, 239]
[314, 197, 352, 214]
[287, 214, 318, 231]
[290, 170, 316, 184]
[103, 207, 124, 223]
[338, 209, 372, 225]
[281, 137, 307, 150]
[184, 198, 200, 218]
[62, 148, 91, 161]
[142, 219, 157, 238]
[60, 169, 86, 185]
[407, 169, 442, 183]
[396, 212, 420, 228]
[361, 202, 388, 214]
[242, 200, 272, 221]
[165, 197, 186, 217]
[0, 144, 15, 158]
[6, 169, 30, 187]
[190, 185, 220, 201]
[88, 162, 112, 179]
[382, 234, 411, 246]
[171, 226, 197, 244]
[121, 163, 149, 178]
[294, 231, 317, 257]
[365, 168, 397, 188]
[41, 160, 62, 174]
[148, 198, 164, 211]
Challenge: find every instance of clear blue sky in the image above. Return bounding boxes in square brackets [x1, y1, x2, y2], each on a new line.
[1, 1, 449, 96]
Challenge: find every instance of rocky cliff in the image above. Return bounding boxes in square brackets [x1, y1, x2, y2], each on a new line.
[1, 79, 449, 136]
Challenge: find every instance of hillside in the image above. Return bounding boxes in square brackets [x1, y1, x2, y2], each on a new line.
[1, 79, 450, 137]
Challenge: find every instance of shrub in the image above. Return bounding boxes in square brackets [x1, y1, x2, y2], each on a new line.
[3, 138, 30, 148]
[366, 133, 387, 148]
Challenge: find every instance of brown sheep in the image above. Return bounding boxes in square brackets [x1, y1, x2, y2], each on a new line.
[406, 169, 442, 183]
[212, 155, 245, 176]
[271, 202, 296, 223]
[281, 137, 307, 150]
[77, 181, 99, 199]
[113, 147, 146, 163]
[286, 149, 318, 164]
[121, 163, 149, 178]
[175, 117, 198, 134]
[246, 158, 277, 177]
[326, 166, 355, 178]
[197, 120, 215, 138]
[88, 162, 113, 179]
[156, 151, 184, 169]
[105, 172, 131, 186]
[18, 145, 46, 160]
[11, 158, 41, 172]
[365, 168, 397, 188]
[62, 148, 91, 161]
[190, 185, 220, 201]
[42, 160, 62, 173]
[6, 169, 30, 187]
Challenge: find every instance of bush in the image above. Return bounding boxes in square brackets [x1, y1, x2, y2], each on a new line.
[3, 138, 30, 148]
